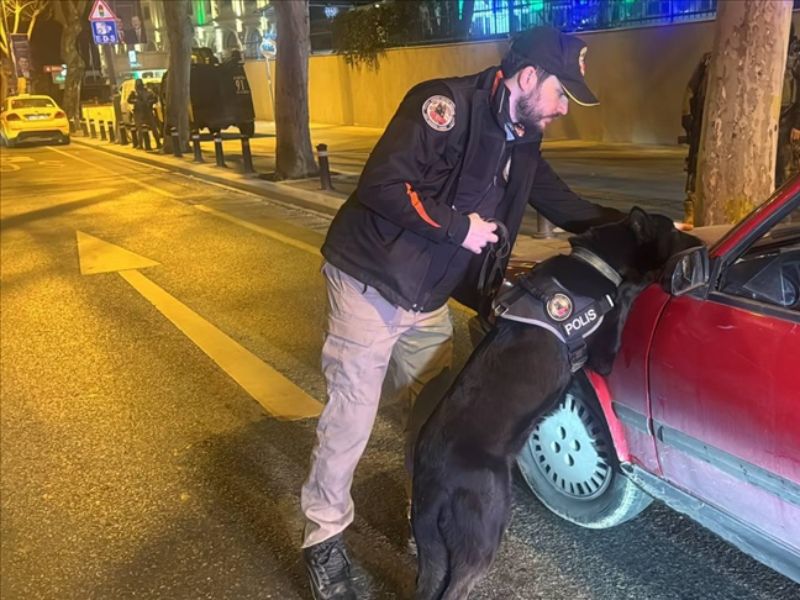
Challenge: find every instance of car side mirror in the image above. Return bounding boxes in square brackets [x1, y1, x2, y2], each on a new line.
[662, 246, 710, 296]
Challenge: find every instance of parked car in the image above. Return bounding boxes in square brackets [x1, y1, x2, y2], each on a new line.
[156, 48, 255, 137]
[0, 94, 70, 147]
[478, 181, 800, 583]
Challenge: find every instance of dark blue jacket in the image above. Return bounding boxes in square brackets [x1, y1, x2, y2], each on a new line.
[322, 67, 622, 312]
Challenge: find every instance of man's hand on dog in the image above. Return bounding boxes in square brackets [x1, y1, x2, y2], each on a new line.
[462, 213, 499, 254]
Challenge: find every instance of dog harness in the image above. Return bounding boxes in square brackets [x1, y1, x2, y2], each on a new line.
[492, 248, 620, 372]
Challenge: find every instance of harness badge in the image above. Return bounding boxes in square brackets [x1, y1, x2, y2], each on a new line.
[422, 95, 456, 131]
[547, 293, 573, 321]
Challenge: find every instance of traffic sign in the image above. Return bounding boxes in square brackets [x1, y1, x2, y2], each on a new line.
[91, 20, 118, 45]
[88, 0, 117, 21]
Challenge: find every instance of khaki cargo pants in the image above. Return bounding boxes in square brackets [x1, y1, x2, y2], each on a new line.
[300, 262, 453, 548]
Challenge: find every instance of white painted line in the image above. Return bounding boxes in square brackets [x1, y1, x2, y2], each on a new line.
[194, 204, 321, 256]
[120, 269, 323, 420]
[48, 145, 177, 198]
[75, 231, 322, 420]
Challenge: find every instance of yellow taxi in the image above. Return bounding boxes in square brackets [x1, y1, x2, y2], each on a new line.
[0, 94, 70, 147]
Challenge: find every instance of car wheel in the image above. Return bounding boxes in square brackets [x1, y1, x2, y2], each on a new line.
[516, 376, 652, 529]
[62, 135, 71, 145]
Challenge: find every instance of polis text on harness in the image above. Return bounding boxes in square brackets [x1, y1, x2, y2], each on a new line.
[492, 247, 621, 372]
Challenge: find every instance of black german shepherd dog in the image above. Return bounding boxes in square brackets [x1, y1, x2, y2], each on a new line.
[412, 208, 699, 600]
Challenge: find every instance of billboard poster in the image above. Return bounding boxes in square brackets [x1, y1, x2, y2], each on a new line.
[10, 34, 32, 79]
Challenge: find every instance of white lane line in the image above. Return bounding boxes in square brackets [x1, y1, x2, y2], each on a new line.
[47, 145, 177, 198]
[120, 269, 323, 420]
[194, 204, 321, 256]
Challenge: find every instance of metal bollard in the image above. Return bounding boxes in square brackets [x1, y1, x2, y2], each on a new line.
[119, 123, 129, 145]
[99, 120, 107, 141]
[80, 119, 89, 136]
[213, 133, 226, 167]
[316, 143, 334, 190]
[170, 127, 182, 158]
[191, 132, 204, 163]
[107, 121, 115, 143]
[89, 119, 97, 138]
[141, 125, 152, 151]
[534, 211, 555, 239]
[240, 136, 255, 174]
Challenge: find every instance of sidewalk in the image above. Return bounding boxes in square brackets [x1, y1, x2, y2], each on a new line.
[73, 120, 690, 258]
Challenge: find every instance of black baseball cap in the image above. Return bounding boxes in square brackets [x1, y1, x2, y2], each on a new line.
[501, 27, 599, 107]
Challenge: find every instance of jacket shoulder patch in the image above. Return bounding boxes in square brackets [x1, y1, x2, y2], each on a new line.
[422, 95, 455, 132]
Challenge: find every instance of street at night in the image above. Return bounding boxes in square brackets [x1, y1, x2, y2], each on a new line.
[3, 0, 800, 597]
[2, 142, 797, 599]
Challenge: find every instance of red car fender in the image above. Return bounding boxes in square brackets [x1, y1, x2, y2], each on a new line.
[584, 369, 631, 464]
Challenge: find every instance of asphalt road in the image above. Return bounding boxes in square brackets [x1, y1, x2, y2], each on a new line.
[1, 143, 797, 600]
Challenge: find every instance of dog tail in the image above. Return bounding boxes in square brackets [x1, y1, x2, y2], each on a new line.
[415, 502, 451, 600]
[438, 487, 503, 600]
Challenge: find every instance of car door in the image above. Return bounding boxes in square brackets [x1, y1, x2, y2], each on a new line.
[648, 193, 800, 555]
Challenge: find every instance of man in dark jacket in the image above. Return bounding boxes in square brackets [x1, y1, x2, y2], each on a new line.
[128, 78, 161, 149]
[301, 27, 623, 600]
[681, 51, 711, 226]
[777, 26, 800, 187]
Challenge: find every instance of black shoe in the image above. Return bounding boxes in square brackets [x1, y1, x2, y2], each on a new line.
[303, 534, 357, 600]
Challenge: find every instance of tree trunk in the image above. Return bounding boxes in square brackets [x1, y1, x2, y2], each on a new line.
[274, 0, 318, 180]
[163, 0, 192, 152]
[54, 1, 88, 130]
[695, 0, 793, 225]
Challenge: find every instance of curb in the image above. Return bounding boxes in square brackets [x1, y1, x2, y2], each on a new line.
[73, 137, 346, 217]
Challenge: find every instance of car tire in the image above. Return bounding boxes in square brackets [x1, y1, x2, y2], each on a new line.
[516, 375, 652, 529]
[62, 135, 71, 145]
[238, 122, 255, 138]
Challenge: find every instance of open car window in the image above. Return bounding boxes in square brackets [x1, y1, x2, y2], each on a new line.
[719, 206, 800, 311]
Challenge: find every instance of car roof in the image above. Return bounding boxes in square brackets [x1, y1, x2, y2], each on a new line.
[9, 94, 56, 101]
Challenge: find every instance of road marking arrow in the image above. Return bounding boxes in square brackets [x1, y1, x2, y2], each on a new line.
[76, 231, 323, 420]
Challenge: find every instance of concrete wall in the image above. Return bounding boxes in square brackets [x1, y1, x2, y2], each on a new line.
[245, 14, 800, 144]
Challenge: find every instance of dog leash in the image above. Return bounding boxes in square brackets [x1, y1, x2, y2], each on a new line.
[477, 219, 511, 307]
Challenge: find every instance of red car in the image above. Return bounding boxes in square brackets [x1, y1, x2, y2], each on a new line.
[513, 179, 800, 583]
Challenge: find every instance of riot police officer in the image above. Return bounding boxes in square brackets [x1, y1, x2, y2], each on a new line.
[777, 26, 800, 187]
[681, 52, 711, 226]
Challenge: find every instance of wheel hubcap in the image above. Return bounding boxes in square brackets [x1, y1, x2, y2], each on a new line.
[530, 392, 612, 499]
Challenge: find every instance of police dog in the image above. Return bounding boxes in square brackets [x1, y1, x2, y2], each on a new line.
[411, 208, 699, 600]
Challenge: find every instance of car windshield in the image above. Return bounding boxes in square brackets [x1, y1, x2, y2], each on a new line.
[10, 98, 55, 109]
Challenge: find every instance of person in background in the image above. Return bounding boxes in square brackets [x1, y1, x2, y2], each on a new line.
[127, 78, 160, 149]
[680, 51, 711, 227]
[777, 25, 800, 187]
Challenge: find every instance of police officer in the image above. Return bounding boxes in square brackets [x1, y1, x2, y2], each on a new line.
[301, 27, 624, 600]
[681, 52, 711, 226]
[777, 25, 800, 187]
[128, 78, 161, 149]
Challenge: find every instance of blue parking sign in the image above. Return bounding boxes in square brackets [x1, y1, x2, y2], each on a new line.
[91, 20, 118, 45]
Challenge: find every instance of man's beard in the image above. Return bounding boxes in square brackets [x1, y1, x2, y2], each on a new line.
[515, 89, 554, 133]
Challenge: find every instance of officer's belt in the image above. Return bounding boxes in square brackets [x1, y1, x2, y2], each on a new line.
[492, 249, 620, 372]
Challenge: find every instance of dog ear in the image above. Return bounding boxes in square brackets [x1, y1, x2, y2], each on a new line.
[628, 207, 652, 243]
